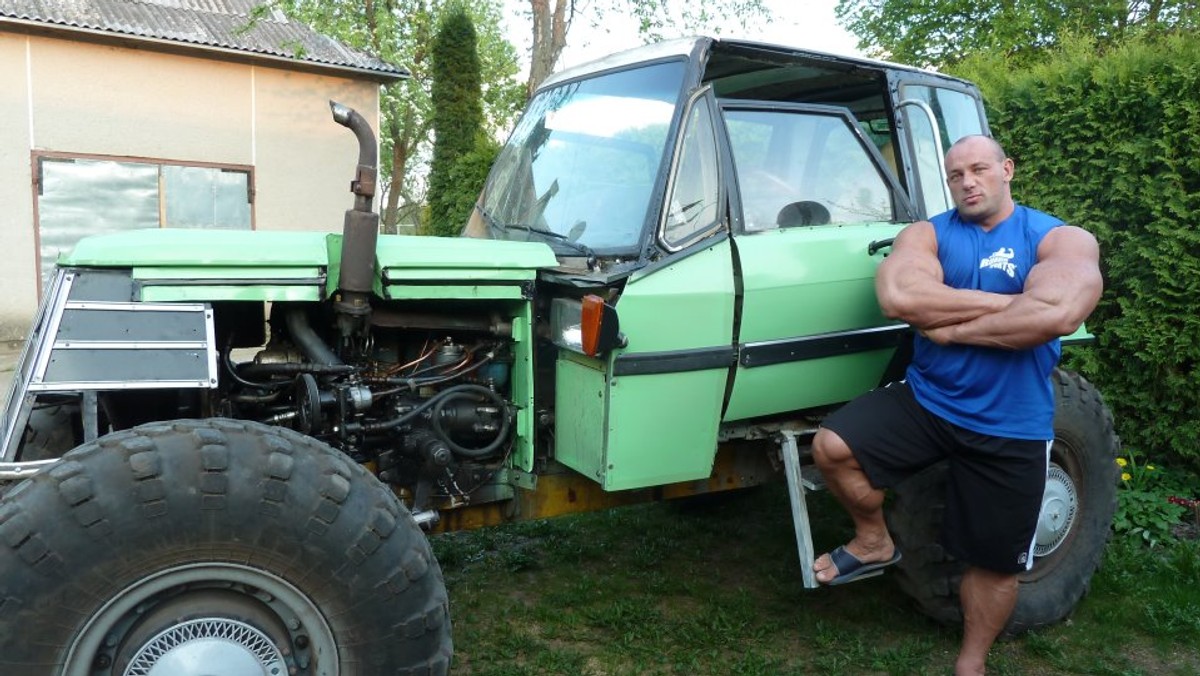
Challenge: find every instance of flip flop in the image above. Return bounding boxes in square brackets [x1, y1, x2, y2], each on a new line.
[820, 545, 902, 586]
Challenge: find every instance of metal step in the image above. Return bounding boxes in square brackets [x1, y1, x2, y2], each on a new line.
[779, 429, 819, 589]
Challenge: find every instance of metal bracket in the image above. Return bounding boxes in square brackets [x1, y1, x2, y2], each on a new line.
[82, 391, 99, 443]
[508, 468, 538, 491]
[780, 429, 819, 589]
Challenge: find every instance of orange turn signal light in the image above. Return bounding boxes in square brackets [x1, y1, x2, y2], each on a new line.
[580, 294, 623, 357]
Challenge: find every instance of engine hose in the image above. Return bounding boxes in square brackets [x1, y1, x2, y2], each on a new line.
[354, 383, 487, 434]
[239, 362, 356, 377]
[430, 385, 511, 459]
[223, 347, 290, 390]
[229, 391, 286, 404]
[284, 308, 344, 366]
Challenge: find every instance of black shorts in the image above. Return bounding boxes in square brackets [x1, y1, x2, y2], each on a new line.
[821, 381, 1050, 574]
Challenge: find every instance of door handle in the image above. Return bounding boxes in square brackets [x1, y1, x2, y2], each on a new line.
[868, 237, 895, 255]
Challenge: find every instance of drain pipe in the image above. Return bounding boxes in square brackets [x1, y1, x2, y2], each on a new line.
[329, 101, 380, 341]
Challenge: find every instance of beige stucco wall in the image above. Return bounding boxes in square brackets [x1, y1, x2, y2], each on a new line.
[0, 34, 35, 341]
[0, 31, 382, 340]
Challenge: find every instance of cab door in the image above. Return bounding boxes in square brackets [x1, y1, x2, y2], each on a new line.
[721, 103, 915, 421]
[555, 90, 737, 491]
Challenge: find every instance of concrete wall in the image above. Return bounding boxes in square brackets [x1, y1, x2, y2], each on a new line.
[0, 32, 381, 340]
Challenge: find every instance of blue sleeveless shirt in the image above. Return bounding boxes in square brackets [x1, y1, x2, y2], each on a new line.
[905, 205, 1063, 440]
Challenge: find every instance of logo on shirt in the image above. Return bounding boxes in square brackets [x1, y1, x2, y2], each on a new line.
[980, 247, 1017, 278]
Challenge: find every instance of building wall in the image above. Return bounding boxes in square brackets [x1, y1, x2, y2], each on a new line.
[0, 32, 381, 340]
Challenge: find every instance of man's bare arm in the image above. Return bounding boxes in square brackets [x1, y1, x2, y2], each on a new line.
[926, 226, 1102, 349]
[876, 221, 1012, 329]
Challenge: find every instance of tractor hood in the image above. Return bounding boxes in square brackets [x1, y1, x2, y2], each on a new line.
[63, 229, 557, 271]
[60, 229, 558, 302]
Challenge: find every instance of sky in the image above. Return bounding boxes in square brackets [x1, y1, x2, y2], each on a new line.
[502, 0, 864, 74]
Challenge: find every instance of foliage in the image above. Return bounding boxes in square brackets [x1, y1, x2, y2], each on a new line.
[954, 33, 1200, 472]
[1112, 450, 1188, 546]
[523, 0, 770, 95]
[427, 7, 486, 237]
[271, 0, 523, 231]
[836, 0, 1199, 68]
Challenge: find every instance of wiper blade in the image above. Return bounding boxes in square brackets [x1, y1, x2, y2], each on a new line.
[476, 204, 597, 266]
[503, 224, 598, 263]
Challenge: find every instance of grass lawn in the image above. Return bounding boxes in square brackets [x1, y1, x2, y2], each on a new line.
[432, 484, 1200, 675]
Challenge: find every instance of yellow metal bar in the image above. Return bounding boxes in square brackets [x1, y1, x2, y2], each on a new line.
[426, 441, 780, 534]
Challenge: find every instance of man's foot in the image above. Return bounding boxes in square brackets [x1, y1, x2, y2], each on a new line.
[814, 542, 900, 585]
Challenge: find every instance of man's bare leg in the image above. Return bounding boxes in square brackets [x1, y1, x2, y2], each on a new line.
[811, 428, 895, 582]
[956, 567, 1018, 675]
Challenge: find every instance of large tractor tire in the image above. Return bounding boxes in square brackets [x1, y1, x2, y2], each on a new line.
[19, 401, 80, 461]
[887, 369, 1119, 635]
[0, 418, 452, 675]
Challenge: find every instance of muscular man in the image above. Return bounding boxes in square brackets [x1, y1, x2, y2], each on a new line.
[810, 135, 1103, 675]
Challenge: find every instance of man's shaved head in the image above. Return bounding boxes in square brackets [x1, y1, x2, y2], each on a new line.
[948, 135, 1007, 163]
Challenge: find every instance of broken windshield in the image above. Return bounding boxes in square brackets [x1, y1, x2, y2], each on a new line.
[476, 60, 686, 254]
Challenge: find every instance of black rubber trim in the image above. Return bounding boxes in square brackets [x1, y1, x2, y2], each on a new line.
[740, 324, 908, 368]
[612, 345, 738, 376]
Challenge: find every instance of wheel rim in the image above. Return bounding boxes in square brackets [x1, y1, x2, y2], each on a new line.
[1034, 463, 1077, 558]
[1021, 438, 1085, 583]
[126, 619, 285, 676]
[64, 562, 337, 675]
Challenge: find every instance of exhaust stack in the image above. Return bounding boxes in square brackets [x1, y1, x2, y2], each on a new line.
[329, 101, 380, 341]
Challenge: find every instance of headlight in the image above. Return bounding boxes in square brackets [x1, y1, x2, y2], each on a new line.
[550, 295, 624, 357]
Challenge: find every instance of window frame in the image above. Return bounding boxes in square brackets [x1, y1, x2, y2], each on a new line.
[30, 151, 256, 293]
[658, 86, 725, 252]
[718, 100, 916, 235]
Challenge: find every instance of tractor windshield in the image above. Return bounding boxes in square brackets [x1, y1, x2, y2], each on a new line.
[474, 60, 686, 255]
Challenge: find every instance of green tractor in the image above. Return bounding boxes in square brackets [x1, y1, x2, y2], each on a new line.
[0, 37, 1117, 674]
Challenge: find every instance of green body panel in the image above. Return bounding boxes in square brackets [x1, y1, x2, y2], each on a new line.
[555, 241, 735, 491]
[133, 266, 324, 302]
[383, 268, 538, 281]
[133, 266, 322, 280]
[508, 301, 537, 471]
[619, 241, 735, 351]
[63, 229, 554, 294]
[140, 286, 322, 302]
[723, 223, 904, 421]
[553, 355, 609, 483]
[62, 229, 332, 267]
[383, 286, 529, 301]
[1062, 324, 1093, 343]
[373, 236, 557, 272]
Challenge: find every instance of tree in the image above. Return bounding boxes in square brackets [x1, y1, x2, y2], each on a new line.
[271, 0, 523, 232]
[525, 0, 772, 96]
[426, 7, 486, 236]
[835, 0, 1199, 69]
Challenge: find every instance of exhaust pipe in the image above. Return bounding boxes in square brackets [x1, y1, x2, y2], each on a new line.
[329, 101, 380, 340]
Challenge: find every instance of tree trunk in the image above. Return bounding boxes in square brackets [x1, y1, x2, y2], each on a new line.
[526, 0, 571, 97]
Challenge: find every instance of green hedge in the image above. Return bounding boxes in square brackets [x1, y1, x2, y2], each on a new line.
[955, 35, 1200, 469]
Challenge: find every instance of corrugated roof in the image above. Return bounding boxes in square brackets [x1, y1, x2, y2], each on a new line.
[0, 0, 406, 80]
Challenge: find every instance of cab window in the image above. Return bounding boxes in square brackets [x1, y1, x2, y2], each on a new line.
[724, 108, 894, 231]
[660, 96, 721, 249]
